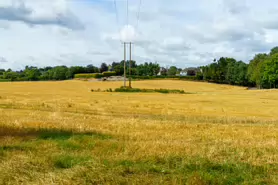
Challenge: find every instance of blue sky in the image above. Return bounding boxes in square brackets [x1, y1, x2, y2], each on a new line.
[0, 0, 278, 70]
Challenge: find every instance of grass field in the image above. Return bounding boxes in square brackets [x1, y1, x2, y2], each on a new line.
[0, 80, 277, 184]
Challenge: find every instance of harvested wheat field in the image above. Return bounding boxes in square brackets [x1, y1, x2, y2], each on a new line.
[0, 80, 277, 184]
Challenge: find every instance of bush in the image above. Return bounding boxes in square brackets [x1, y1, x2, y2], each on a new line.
[102, 71, 116, 77]
[74, 73, 103, 79]
[114, 87, 187, 94]
[114, 87, 148, 93]
[154, 89, 186, 94]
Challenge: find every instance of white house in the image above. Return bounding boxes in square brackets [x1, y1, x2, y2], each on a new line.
[179, 71, 187, 76]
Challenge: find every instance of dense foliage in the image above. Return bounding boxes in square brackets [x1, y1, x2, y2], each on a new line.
[198, 47, 278, 88]
[1, 47, 278, 88]
[200, 58, 249, 86]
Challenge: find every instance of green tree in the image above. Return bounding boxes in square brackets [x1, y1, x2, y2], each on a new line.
[262, 53, 278, 88]
[100, 63, 108, 73]
[136, 62, 160, 76]
[24, 68, 41, 81]
[247, 53, 268, 88]
[149, 62, 160, 76]
[234, 61, 248, 85]
[167, 66, 177, 76]
[50, 66, 68, 80]
[270, 46, 278, 56]
[3, 71, 19, 81]
[160, 67, 167, 76]
[225, 59, 236, 84]
[86, 65, 99, 73]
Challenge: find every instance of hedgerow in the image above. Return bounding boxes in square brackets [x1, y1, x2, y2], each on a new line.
[102, 71, 116, 77]
[74, 73, 103, 79]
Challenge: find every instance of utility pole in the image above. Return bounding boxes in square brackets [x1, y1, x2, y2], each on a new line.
[123, 42, 133, 88]
[129, 42, 132, 88]
[123, 42, 126, 87]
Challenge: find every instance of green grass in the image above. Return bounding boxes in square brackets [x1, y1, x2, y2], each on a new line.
[64, 156, 273, 184]
[53, 154, 92, 169]
[101, 157, 273, 184]
[0, 126, 276, 184]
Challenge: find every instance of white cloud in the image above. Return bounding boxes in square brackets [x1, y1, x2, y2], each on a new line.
[0, 0, 278, 70]
[0, 0, 84, 30]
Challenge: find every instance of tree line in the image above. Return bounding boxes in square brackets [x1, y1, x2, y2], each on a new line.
[0, 61, 162, 81]
[198, 46, 278, 88]
[1, 46, 278, 89]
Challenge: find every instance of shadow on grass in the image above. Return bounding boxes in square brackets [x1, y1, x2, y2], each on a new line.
[0, 125, 112, 154]
[0, 125, 112, 141]
[53, 154, 92, 169]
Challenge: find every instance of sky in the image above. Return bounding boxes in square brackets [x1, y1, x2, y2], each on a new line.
[0, 0, 278, 70]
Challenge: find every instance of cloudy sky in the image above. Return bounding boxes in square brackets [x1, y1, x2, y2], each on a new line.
[0, 0, 277, 70]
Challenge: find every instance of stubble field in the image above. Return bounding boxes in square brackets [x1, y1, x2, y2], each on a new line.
[0, 80, 277, 184]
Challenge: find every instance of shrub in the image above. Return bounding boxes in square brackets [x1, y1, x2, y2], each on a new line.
[102, 71, 116, 77]
[105, 88, 113, 92]
[154, 89, 186, 94]
[91, 88, 102, 92]
[114, 87, 149, 93]
[74, 73, 103, 79]
[114, 87, 187, 94]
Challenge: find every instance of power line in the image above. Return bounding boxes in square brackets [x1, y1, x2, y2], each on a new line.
[113, 0, 121, 41]
[126, 0, 129, 26]
[136, 0, 142, 30]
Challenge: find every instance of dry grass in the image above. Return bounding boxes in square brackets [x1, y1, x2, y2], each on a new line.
[0, 80, 277, 184]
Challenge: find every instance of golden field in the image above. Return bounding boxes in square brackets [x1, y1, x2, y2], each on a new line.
[0, 80, 277, 184]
